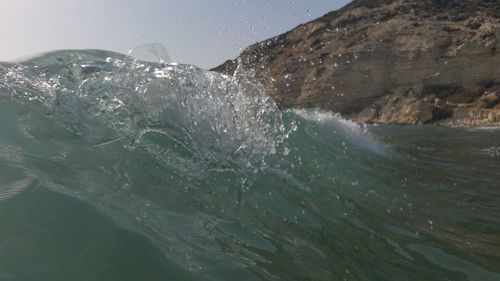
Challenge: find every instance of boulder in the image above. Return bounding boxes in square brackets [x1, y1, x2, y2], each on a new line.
[488, 110, 500, 122]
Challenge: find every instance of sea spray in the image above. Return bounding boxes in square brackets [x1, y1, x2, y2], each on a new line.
[1, 50, 499, 281]
[0, 50, 292, 179]
[291, 108, 385, 155]
[0, 50, 296, 276]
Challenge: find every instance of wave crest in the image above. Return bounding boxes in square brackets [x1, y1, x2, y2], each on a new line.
[0, 50, 290, 178]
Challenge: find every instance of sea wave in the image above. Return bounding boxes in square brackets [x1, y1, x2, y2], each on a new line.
[1, 50, 499, 281]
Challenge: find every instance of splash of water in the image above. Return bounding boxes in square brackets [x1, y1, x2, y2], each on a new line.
[0, 50, 290, 179]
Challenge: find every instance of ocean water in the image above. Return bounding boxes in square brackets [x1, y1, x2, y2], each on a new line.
[0, 50, 499, 281]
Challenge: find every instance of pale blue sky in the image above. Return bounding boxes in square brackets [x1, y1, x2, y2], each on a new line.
[0, 0, 350, 68]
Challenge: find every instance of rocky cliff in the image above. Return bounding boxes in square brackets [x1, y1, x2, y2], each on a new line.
[212, 0, 500, 125]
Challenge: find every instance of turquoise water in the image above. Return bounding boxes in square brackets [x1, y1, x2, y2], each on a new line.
[0, 51, 499, 281]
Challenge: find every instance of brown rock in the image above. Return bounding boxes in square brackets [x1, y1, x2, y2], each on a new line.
[356, 96, 433, 125]
[211, 0, 500, 126]
[449, 108, 491, 124]
[473, 92, 500, 109]
[434, 98, 445, 107]
[489, 110, 500, 122]
[466, 17, 482, 30]
[425, 94, 437, 104]
[446, 84, 484, 104]
[400, 99, 434, 124]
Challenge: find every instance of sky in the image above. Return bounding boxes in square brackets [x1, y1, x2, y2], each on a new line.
[0, 0, 350, 68]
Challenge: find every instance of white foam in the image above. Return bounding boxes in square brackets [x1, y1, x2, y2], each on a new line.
[292, 108, 386, 155]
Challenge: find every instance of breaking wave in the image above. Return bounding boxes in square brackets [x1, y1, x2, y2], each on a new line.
[0, 50, 499, 281]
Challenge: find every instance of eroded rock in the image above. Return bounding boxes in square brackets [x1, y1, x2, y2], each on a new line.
[212, 0, 500, 126]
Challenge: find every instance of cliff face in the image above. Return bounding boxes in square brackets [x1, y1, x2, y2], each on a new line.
[212, 0, 500, 125]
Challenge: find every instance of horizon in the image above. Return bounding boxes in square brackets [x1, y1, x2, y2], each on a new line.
[0, 0, 350, 68]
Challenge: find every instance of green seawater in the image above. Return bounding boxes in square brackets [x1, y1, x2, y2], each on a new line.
[0, 51, 499, 281]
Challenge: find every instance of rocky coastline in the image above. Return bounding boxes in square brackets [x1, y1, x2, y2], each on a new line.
[212, 0, 500, 126]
